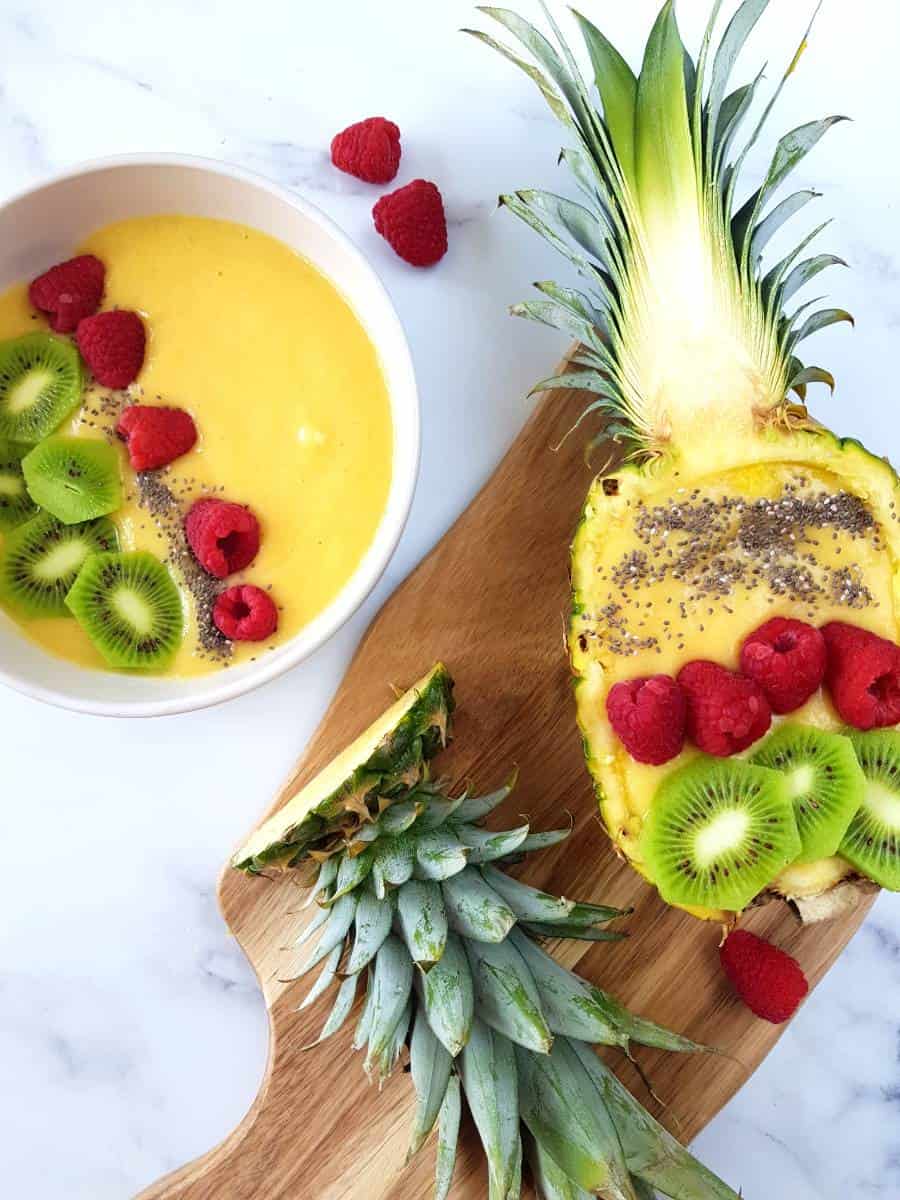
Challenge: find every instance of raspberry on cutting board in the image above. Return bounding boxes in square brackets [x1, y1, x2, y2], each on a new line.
[720, 929, 809, 1023]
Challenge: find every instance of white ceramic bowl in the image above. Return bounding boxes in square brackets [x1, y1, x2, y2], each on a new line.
[0, 155, 419, 717]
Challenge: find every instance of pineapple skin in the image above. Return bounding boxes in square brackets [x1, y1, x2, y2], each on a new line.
[569, 427, 900, 920]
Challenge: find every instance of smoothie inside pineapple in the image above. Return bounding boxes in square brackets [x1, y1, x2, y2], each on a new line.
[0, 215, 393, 676]
[571, 458, 900, 909]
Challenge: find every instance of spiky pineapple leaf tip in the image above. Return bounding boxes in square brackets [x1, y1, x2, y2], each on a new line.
[238, 671, 741, 1200]
[469, 0, 851, 470]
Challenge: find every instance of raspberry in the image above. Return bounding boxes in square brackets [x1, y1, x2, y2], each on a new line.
[719, 929, 808, 1023]
[185, 499, 260, 579]
[677, 660, 771, 757]
[822, 621, 900, 730]
[606, 675, 686, 765]
[117, 406, 197, 471]
[739, 617, 826, 714]
[373, 179, 448, 267]
[331, 117, 401, 184]
[29, 254, 105, 333]
[214, 585, 278, 642]
[76, 310, 146, 389]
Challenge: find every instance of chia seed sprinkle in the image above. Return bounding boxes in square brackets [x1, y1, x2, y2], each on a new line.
[587, 476, 882, 656]
[135, 472, 232, 661]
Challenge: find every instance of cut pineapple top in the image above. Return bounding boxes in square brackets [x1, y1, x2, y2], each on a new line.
[233, 663, 454, 873]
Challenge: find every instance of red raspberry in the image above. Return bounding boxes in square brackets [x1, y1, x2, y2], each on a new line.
[185, 499, 260, 579]
[720, 929, 808, 1024]
[677, 660, 771, 757]
[117, 406, 197, 471]
[606, 675, 686, 765]
[739, 618, 826, 714]
[373, 179, 448, 267]
[29, 254, 105, 333]
[331, 117, 401, 184]
[76, 310, 146, 389]
[822, 621, 900, 730]
[214, 585, 278, 642]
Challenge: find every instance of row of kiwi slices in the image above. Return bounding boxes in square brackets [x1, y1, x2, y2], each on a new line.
[641, 724, 900, 911]
[0, 332, 184, 670]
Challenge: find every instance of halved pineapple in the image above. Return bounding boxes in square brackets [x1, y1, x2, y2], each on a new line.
[473, 1, 900, 918]
[234, 663, 454, 873]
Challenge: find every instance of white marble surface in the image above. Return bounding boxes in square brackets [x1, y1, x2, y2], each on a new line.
[0, 2, 898, 1197]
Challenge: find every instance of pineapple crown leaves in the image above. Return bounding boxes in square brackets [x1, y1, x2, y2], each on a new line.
[280, 773, 741, 1200]
[466, 0, 852, 467]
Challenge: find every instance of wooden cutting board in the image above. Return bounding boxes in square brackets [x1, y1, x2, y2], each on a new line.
[140, 354, 876, 1200]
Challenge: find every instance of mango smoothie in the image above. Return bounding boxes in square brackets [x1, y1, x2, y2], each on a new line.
[0, 215, 393, 675]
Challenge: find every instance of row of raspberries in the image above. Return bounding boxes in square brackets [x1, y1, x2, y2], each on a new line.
[607, 617, 900, 765]
[330, 116, 447, 268]
[29, 255, 277, 643]
[30, 255, 147, 388]
[183, 499, 276, 641]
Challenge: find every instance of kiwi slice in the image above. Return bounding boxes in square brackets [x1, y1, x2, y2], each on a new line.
[0, 333, 84, 443]
[22, 435, 121, 524]
[65, 551, 183, 670]
[839, 730, 900, 890]
[0, 511, 119, 617]
[641, 756, 801, 912]
[750, 724, 866, 864]
[0, 439, 38, 531]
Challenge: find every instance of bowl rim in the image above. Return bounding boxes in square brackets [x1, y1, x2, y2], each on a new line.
[0, 152, 420, 718]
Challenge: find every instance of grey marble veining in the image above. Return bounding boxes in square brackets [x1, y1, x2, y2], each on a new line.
[0, 2, 898, 1197]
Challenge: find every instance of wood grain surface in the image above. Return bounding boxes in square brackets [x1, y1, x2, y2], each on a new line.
[140, 359, 875, 1200]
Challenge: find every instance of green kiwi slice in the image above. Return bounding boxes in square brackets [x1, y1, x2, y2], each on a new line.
[640, 756, 801, 912]
[22, 435, 121, 524]
[65, 551, 183, 670]
[0, 511, 119, 617]
[750, 724, 866, 864]
[0, 438, 38, 531]
[0, 333, 84, 443]
[840, 730, 900, 890]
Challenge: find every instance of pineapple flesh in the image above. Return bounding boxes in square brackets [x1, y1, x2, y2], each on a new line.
[472, 1, 900, 919]
[234, 665, 741, 1200]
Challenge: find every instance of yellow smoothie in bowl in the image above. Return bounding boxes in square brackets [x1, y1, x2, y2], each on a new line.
[0, 214, 393, 677]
